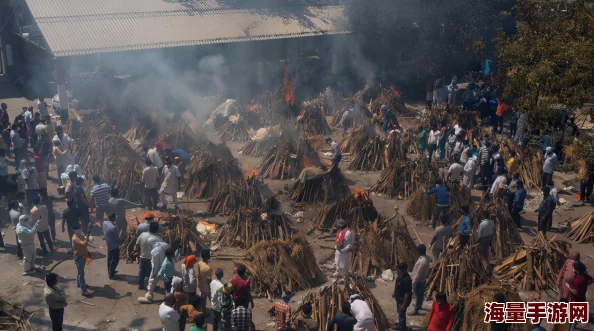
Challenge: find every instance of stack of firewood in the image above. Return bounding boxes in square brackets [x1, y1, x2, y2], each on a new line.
[565, 210, 594, 243]
[290, 168, 350, 203]
[371, 160, 438, 199]
[339, 119, 377, 154]
[331, 90, 372, 128]
[209, 174, 262, 216]
[161, 126, 206, 152]
[448, 184, 471, 221]
[494, 232, 571, 293]
[295, 109, 332, 137]
[216, 114, 251, 142]
[255, 137, 316, 180]
[252, 90, 297, 126]
[291, 277, 390, 331]
[347, 136, 388, 171]
[406, 190, 436, 222]
[0, 296, 34, 330]
[239, 126, 281, 157]
[386, 131, 410, 162]
[314, 191, 380, 232]
[368, 86, 412, 116]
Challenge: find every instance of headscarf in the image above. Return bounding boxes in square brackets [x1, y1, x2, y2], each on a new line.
[171, 276, 183, 293]
[184, 255, 197, 269]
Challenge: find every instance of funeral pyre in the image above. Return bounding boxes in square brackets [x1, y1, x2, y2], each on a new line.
[209, 173, 262, 216]
[290, 168, 350, 203]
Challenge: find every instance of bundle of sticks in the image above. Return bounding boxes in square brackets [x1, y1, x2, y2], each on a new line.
[262, 195, 281, 212]
[290, 168, 350, 203]
[255, 137, 314, 180]
[253, 90, 297, 126]
[295, 109, 332, 137]
[516, 148, 543, 190]
[123, 112, 158, 144]
[67, 110, 115, 147]
[406, 190, 436, 222]
[566, 210, 594, 243]
[233, 235, 324, 297]
[120, 229, 139, 263]
[239, 126, 281, 157]
[76, 133, 145, 203]
[0, 296, 34, 330]
[452, 284, 531, 331]
[209, 174, 262, 216]
[369, 161, 408, 198]
[424, 245, 495, 299]
[314, 191, 380, 232]
[160, 215, 208, 258]
[160, 126, 208, 152]
[215, 114, 251, 142]
[184, 142, 243, 199]
[448, 184, 471, 221]
[368, 86, 413, 116]
[347, 136, 388, 171]
[213, 207, 295, 249]
[331, 90, 371, 127]
[291, 277, 390, 331]
[339, 119, 377, 154]
[386, 131, 410, 162]
[494, 232, 571, 293]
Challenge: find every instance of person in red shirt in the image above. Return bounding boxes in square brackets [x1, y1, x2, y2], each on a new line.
[427, 292, 454, 331]
[230, 264, 254, 309]
[494, 98, 509, 134]
[567, 260, 594, 302]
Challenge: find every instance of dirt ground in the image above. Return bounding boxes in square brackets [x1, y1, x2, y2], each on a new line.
[1, 100, 594, 331]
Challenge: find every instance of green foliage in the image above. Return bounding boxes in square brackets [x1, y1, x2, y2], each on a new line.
[497, 0, 594, 127]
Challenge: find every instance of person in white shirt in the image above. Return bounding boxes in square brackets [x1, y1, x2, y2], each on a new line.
[427, 128, 440, 163]
[159, 157, 181, 210]
[333, 219, 353, 282]
[463, 154, 478, 189]
[448, 158, 464, 182]
[147, 143, 164, 169]
[210, 268, 225, 331]
[37, 98, 49, 117]
[142, 158, 159, 210]
[16, 215, 41, 275]
[349, 294, 374, 331]
[476, 210, 495, 262]
[159, 293, 180, 331]
[490, 169, 508, 196]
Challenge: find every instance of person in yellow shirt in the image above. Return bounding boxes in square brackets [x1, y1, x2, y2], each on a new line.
[72, 230, 93, 297]
[506, 150, 519, 175]
[196, 249, 212, 313]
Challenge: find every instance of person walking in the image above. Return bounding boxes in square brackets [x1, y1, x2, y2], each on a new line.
[16, 215, 41, 275]
[268, 292, 292, 329]
[326, 137, 342, 169]
[90, 175, 111, 224]
[512, 180, 526, 228]
[427, 127, 440, 163]
[426, 292, 454, 331]
[30, 196, 53, 254]
[159, 157, 181, 210]
[160, 293, 180, 331]
[197, 249, 212, 312]
[536, 186, 556, 235]
[393, 263, 412, 331]
[349, 294, 374, 331]
[430, 215, 453, 261]
[327, 302, 357, 331]
[108, 188, 142, 240]
[102, 213, 121, 279]
[142, 158, 159, 210]
[231, 297, 253, 331]
[182, 254, 199, 306]
[425, 179, 449, 229]
[230, 264, 255, 309]
[72, 229, 93, 297]
[542, 147, 557, 189]
[458, 206, 472, 247]
[135, 222, 163, 291]
[8, 200, 24, 259]
[476, 211, 494, 262]
[409, 245, 430, 316]
[61, 198, 81, 253]
[20, 159, 39, 210]
[157, 248, 176, 292]
[557, 252, 580, 302]
[44, 272, 67, 331]
[463, 152, 478, 190]
[210, 268, 225, 331]
[333, 219, 353, 283]
[145, 235, 169, 302]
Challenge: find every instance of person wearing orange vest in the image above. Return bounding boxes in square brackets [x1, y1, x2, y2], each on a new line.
[333, 219, 353, 283]
[494, 98, 509, 134]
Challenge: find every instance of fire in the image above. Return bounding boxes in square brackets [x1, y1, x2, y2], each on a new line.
[352, 187, 365, 197]
[282, 64, 296, 106]
[246, 169, 258, 179]
[390, 85, 401, 98]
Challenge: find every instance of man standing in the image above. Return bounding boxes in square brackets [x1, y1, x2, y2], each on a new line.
[90, 175, 111, 224]
[427, 127, 440, 163]
[9, 200, 24, 259]
[430, 215, 453, 261]
[231, 264, 255, 309]
[448, 158, 464, 182]
[512, 180, 526, 228]
[328, 302, 357, 331]
[476, 211, 495, 262]
[425, 180, 449, 229]
[478, 140, 492, 189]
[542, 147, 557, 189]
[30, 196, 53, 254]
[66, 172, 90, 233]
[393, 263, 412, 331]
[296, 303, 319, 331]
[349, 294, 374, 331]
[142, 158, 159, 210]
[103, 213, 121, 279]
[52, 126, 74, 168]
[20, 159, 39, 209]
[45, 273, 67, 331]
[426, 292, 454, 331]
[268, 292, 292, 329]
[210, 268, 225, 331]
[557, 252, 580, 302]
[576, 160, 594, 206]
[37, 98, 49, 117]
[197, 249, 212, 312]
[147, 143, 164, 170]
[135, 222, 163, 291]
[136, 212, 155, 236]
[160, 293, 180, 331]
[72, 229, 93, 297]
[159, 157, 181, 210]
[61, 198, 81, 252]
[417, 126, 428, 159]
[463, 152, 478, 190]
[326, 137, 342, 169]
[409, 245, 430, 316]
[333, 219, 353, 283]
[231, 297, 253, 331]
[458, 206, 472, 247]
[109, 188, 142, 240]
[16, 215, 41, 275]
[536, 186, 556, 235]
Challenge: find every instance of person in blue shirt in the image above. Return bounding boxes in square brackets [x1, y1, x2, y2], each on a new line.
[381, 105, 392, 135]
[458, 205, 472, 247]
[513, 180, 527, 228]
[538, 132, 551, 152]
[425, 179, 449, 229]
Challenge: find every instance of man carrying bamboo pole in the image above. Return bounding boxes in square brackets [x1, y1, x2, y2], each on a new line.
[333, 219, 353, 283]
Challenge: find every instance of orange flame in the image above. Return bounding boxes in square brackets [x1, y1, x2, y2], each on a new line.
[246, 169, 258, 179]
[282, 64, 296, 106]
[352, 187, 365, 196]
[390, 85, 401, 98]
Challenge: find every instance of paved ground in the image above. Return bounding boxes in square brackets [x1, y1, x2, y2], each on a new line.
[1, 99, 594, 330]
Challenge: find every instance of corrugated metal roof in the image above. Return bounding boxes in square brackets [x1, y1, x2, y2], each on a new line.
[23, 0, 350, 57]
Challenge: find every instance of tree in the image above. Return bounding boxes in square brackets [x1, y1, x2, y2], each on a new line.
[496, 0, 594, 128]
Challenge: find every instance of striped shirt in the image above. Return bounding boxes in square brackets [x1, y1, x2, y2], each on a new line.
[479, 146, 490, 165]
[91, 183, 111, 206]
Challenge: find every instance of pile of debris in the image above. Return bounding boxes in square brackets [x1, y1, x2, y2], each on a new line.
[425, 245, 494, 299]
[339, 119, 377, 155]
[76, 133, 146, 203]
[184, 142, 243, 199]
[452, 284, 531, 331]
[209, 174, 262, 216]
[314, 191, 380, 232]
[0, 296, 34, 330]
[215, 114, 251, 142]
[406, 190, 436, 222]
[371, 160, 438, 199]
[295, 109, 332, 137]
[494, 233, 571, 293]
[347, 136, 388, 171]
[291, 277, 390, 331]
[255, 136, 317, 180]
[566, 210, 594, 243]
[233, 235, 324, 297]
[213, 207, 295, 249]
[369, 86, 412, 116]
[239, 126, 281, 157]
[290, 168, 351, 203]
